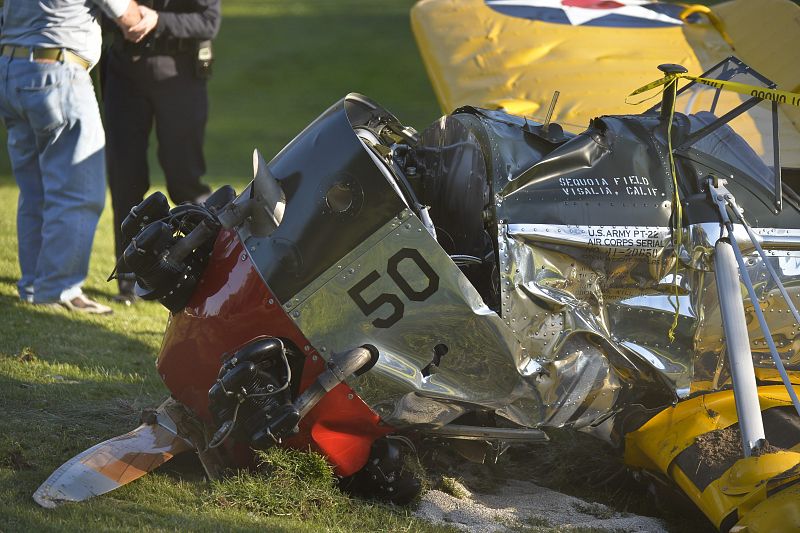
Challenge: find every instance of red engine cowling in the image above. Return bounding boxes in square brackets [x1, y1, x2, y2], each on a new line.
[156, 228, 391, 476]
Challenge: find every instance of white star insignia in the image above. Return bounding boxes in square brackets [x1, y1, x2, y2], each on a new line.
[486, 0, 683, 26]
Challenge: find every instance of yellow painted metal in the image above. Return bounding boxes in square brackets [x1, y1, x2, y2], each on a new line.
[730, 483, 800, 533]
[624, 385, 800, 531]
[411, 0, 800, 166]
[678, 5, 733, 47]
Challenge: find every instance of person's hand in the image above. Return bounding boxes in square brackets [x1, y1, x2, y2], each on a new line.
[124, 5, 159, 43]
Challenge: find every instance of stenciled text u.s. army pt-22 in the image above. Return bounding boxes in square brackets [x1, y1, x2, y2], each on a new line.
[35, 59, 800, 532]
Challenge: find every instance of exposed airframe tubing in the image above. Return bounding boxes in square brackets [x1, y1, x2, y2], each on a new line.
[709, 178, 800, 457]
[713, 239, 766, 456]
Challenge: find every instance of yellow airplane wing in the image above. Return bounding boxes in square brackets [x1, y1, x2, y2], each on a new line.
[411, 0, 800, 167]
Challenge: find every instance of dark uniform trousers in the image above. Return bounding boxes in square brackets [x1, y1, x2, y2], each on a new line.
[104, 0, 220, 263]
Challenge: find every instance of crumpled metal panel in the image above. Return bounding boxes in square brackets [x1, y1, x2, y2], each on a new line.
[287, 210, 541, 429]
[286, 208, 758, 437]
[691, 247, 800, 393]
[498, 223, 687, 392]
[285, 211, 732, 438]
[289, 210, 690, 438]
[266, 97, 800, 445]
[496, 222, 679, 435]
[497, 219, 800, 407]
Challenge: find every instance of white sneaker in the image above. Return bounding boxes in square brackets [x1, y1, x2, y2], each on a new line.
[21, 286, 34, 303]
[59, 294, 113, 315]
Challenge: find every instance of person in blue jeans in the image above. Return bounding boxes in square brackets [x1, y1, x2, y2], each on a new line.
[0, 0, 154, 313]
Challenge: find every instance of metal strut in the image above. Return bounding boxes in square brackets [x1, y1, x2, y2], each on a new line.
[707, 178, 800, 447]
[713, 238, 765, 455]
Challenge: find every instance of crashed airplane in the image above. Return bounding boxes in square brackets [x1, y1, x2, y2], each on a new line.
[34, 57, 800, 532]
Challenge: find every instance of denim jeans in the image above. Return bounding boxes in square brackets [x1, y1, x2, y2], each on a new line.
[0, 55, 106, 303]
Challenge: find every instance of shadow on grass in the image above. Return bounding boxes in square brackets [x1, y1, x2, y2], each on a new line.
[0, 290, 159, 372]
[0, 272, 121, 300]
[0, 372, 167, 514]
[1, 506, 299, 533]
[0, 452, 299, 533]
[0, 388, 299, 533]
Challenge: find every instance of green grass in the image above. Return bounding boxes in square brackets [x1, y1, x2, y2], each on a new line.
[209, 448, 435, 532]
[437, 477, 469, 501]
[0, 1, 439, 531]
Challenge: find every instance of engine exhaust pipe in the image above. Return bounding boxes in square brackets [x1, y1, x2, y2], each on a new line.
[254, 346, 376, 445]
[294, 346, 375, 418]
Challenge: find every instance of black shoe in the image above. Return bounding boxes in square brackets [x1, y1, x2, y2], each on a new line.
[114, 280, 137, 306]
[113, 292, 136, 305]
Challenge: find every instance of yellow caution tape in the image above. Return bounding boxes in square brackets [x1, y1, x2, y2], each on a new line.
[678, 5, 734, 48]
[664, 78, 681, 344]
[630, 74, 800, 107]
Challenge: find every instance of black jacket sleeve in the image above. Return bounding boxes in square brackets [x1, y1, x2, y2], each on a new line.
[154, 0, 221, 40]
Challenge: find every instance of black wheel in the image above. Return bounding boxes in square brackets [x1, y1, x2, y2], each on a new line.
[340, 436, 422, 505]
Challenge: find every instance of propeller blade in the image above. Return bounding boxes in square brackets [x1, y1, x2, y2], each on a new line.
[33, 399, 192, 508]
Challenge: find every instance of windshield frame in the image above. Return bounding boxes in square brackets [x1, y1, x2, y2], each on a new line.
[646, 56, 783, 212]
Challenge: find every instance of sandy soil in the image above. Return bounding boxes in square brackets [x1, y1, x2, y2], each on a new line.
[415, 478, 668, 532]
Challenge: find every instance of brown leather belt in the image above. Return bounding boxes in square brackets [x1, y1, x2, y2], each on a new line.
[0, 45, 90, 70]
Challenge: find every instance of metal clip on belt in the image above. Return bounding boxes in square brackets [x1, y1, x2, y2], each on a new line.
[0, 45, 90, 70]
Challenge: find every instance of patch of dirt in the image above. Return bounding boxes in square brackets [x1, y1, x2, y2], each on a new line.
[15, 346, 37, 363]
[753, 440, 784, 456]
[416, 479, 667, 532]
[695, 425, 742, 468]
[695, 426, 785, 466]
[1, 447, 33, 470]
[415, 432, 716, 532]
